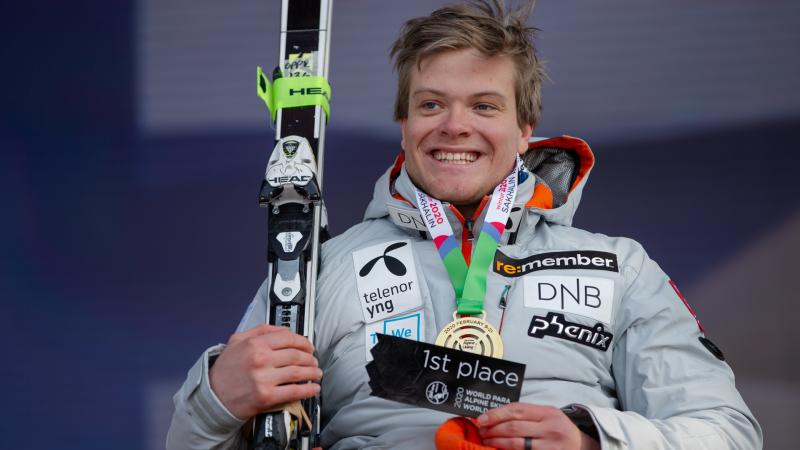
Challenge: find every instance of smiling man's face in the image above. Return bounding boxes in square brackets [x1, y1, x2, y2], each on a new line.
[401, 48, 532, 215]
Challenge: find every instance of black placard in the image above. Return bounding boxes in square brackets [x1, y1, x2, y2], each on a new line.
[366, 334, 526, 417]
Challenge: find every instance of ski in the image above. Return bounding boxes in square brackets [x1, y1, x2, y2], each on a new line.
[252, 0, 333, 449]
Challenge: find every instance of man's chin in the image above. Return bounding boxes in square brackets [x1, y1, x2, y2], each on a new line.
[427, 189, 482, 207]
[412, 173, 484, 204]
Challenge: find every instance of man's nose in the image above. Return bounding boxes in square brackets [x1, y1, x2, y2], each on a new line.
[439, 106, 472, 138]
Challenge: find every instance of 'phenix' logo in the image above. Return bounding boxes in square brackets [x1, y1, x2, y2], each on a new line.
[359, 242, 408, 277]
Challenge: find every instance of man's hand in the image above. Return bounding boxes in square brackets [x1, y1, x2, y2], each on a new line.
[209, 324, 322, 421]
[477, 403, 600, 450]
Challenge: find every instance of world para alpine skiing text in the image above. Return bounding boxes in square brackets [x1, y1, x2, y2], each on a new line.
[453, 387, 513, 414]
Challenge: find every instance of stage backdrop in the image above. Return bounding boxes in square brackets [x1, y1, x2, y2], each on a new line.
[2, 1, 798, 449]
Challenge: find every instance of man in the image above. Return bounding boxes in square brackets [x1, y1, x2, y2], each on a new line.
[168, 1, 762, 449]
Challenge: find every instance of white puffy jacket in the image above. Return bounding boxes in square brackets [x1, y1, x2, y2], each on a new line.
[168, 136, 762, 450]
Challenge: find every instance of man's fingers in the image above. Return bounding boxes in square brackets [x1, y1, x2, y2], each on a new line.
[257, 383, 321, 409]
[479, 420, 543, 439]
[266, 348, 319, 369]
[229, 326, 315, 354]
[479, 405, 585, 450]
[228, 324, 288, 344]
[268, 365, 324, 385]
[251, 329, 315, 353]
[481, 436, 537, 450]
[478, 403, 557, 427]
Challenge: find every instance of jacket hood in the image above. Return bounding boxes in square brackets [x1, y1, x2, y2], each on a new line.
[364, 135, 595, 231]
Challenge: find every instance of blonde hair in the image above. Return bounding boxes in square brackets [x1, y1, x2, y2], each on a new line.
[390, 0, 544, 128]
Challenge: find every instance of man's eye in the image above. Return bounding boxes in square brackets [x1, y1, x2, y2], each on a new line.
[475, 103, 497, 111]
[421, 101, 440, 110]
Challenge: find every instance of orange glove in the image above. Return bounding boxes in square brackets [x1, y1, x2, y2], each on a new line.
[435, 416, 498, 450]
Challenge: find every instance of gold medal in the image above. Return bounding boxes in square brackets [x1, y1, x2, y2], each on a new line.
[435, 312, 504, 358]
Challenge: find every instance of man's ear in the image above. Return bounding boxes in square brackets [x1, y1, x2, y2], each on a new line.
[400, 118, 407, 150]
[518, 123, 534, 155]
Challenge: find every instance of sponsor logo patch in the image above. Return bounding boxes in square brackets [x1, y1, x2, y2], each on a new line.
[387, 204, 428, 232]
[364, 311, 424, 361]
[494, 250, 619, 277]
[359, 242, 408, 277]
[528, 312, 613, 351]
[523, 275, 614, 324]
[353, 240, 423, 323]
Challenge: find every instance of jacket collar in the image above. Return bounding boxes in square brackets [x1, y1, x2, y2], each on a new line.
[363, 135, 596, 241]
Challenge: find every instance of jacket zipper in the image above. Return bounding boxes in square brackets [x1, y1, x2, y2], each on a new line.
[450, 197, 489, 265]
[497, 284, 511, 334]
[463, 219, 475, 264]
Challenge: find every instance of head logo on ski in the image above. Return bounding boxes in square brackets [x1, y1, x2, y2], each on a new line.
[264, 136, 318, 191]
[282, 140, 300, 159]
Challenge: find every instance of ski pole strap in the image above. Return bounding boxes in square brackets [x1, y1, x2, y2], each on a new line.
[257, 66, 331, 121]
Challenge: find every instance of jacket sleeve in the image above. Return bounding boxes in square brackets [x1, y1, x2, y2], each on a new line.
[165, 344, 247, 450]
[166, 280, 269, 450]
[570, 248, 763, 450]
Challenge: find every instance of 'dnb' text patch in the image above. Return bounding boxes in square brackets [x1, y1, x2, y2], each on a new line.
[523, 275, 615, 325]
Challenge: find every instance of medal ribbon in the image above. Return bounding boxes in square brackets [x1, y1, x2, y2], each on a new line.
[414, 157, 520, 315]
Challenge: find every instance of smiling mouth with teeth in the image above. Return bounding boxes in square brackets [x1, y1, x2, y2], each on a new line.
[431, 150, 479, 164]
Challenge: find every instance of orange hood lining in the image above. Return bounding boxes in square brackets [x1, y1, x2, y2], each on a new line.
[524, 135, 595, 210]
[387, 152, 415, 206]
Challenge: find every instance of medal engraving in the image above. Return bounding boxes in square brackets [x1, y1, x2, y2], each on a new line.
[435, 313, 504, 358]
